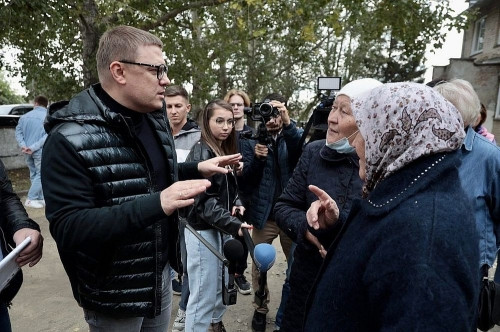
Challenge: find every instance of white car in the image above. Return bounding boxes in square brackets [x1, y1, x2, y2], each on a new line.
[0, 104, 34, 126]
[0, 104, 34, 115]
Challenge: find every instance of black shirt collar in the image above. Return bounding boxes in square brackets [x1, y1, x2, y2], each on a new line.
[97, 87, 144, 124]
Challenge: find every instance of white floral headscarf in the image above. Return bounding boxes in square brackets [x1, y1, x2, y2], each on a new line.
[351, 82, 465, 193]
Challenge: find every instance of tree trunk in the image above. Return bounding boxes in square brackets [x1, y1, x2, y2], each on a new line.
[190, 8, 204, 114]
[79, 0, 100, 88]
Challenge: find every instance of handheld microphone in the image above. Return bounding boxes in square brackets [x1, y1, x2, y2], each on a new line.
[254, 243, 276, 273]
[223, 239, 245, 288]
[222, 239, 244, 305]
[233, 211, 277, 308]
[253, 243, 276, 308]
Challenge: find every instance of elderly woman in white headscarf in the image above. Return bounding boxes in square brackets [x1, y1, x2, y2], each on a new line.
[303, 82, 479, 331]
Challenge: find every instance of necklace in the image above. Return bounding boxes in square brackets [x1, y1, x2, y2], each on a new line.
[367, 154, 446, 208]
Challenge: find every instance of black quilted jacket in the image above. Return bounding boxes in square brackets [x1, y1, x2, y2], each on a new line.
[42, 84, 197, 318]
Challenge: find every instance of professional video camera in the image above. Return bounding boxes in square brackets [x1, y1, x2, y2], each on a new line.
[241, 99, 282, 145]
[243, 99, 280, 123]
[302, 77, 342, 143]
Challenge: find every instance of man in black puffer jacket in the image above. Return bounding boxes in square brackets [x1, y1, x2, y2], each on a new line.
[41, 26, 240, 331]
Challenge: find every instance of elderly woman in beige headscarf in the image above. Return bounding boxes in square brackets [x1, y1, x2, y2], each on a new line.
[303, 82, 478, 331]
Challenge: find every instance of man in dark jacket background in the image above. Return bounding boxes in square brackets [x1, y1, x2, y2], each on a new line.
[0, 159, 43, 332]
[238, 93, 302, 331]
[41, 25, 240, 331]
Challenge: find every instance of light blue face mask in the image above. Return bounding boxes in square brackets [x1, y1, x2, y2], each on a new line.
[325, 130, 358, 154]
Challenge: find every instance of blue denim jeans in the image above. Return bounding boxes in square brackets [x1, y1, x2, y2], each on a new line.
[25, 150, 43, 200]
[83, 264, 172, 332]
[185, 228, 228, 331]
[0, 305, 12, 332]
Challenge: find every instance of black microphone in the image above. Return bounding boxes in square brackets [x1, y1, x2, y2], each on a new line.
[223, 239, 245, 289]
[222, 239, 244, 305]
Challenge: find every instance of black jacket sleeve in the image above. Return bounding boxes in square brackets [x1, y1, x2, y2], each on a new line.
[237, 138, 266, 196]
[178, 161, 201, 180]
[274, 143, 311, 245]
[282, 121, 303, 169]
[0, 159, 40, 244]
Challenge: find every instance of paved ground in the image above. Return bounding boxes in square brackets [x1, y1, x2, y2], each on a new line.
[8, 190, 288, 331]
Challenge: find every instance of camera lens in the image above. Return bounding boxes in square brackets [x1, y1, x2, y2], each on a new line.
[259, 103, 273, 117]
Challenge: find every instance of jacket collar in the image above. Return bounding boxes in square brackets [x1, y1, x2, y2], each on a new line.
[463, 126, 476, 152]
[365, 151, 461, 214]
[181, 119, 200, 131]
[45, 84, 165, 133]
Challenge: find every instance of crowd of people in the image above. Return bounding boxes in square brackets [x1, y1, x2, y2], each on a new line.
[1, 24, 500, 332]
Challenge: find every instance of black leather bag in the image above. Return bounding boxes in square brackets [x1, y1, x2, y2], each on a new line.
[478, 266, 500, 331]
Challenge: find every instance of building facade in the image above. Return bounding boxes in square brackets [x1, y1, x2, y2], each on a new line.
[432, 0, 500, 140]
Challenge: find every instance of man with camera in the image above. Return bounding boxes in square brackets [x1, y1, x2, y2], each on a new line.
[238, 93, 302, 331]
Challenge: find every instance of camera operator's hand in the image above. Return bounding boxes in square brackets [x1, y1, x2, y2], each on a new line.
[270, 100, 290, 126]
[254, 143, 268, 159]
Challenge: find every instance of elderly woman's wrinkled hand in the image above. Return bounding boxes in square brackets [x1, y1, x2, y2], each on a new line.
[306, 185, 339, 230]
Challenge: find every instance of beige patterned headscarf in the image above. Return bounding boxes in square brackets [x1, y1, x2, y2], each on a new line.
[351, 82, 465, 194]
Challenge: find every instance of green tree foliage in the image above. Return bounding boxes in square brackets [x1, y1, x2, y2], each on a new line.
[0, 71, 24, 104]
[0, 0, 469, 118]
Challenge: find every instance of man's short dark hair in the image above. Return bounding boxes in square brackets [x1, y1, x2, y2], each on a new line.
[34, 95, 49, 107]
[165, 85, 189, 101]
[264, 93, 286, 103]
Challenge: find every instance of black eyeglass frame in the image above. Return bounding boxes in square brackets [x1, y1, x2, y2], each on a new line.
[119, 60, 168, 80]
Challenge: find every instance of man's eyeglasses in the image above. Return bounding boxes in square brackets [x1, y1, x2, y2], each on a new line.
[230, 103, 244, 107]
[214, 117, 235, 128]
[119, 60, 168, 80]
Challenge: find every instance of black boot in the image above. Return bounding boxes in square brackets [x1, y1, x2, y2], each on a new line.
[252, 310, 267, 331]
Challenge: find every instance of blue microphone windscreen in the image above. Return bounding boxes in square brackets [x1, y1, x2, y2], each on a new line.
[254, 243, 276, 272]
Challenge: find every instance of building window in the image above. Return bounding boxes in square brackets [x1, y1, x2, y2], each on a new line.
[472, 16, 486, 54]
